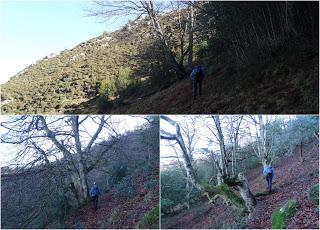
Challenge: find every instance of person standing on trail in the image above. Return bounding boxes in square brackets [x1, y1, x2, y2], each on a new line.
[90, 182, 101, 210]
[263, 165, 275, 193]
[190, 65, 205, 100]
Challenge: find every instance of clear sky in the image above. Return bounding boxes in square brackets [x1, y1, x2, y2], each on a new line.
[0, 0, 130, 84]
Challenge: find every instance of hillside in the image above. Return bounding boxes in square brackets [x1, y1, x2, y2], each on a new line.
[106, 49, 318, 114]
[1, 16, 156, 114]
[1, 2, 318, 114]
[161, 140, 319, 229]
[65, 172, 159, 229]
[1, 116, 159, 229]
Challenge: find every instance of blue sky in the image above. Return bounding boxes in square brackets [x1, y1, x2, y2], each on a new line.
[0, 0, 131, 84]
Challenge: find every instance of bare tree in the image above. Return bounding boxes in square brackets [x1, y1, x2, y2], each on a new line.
[1, 115, 119, 203]
[161, 115, 256, 216]
[89, 0, 189, 78]
[187, 0, 194, 70]
[160, 115, 201, 190]
[246, 115, 274, 168]
[225, 115, 243, 177]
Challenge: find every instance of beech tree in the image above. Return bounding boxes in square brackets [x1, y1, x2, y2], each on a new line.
[1, 115, 119, 203]
[89, 0, 200, 78]
[245, 115, 274, 168]
[160, 115, 256, 216]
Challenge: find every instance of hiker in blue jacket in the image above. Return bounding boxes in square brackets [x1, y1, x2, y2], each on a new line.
[263, 165, 275, 193]
[90, 182, 101, 210]
[190, 65, 205, 100]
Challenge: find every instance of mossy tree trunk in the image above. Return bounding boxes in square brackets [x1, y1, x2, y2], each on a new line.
[161, 115, 256, 216]
[236, 174, 257, 214]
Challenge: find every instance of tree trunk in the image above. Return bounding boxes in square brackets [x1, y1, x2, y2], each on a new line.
[258, 115, 266, 157]
[144, 1, 186, 79]
[237, 173, 257, 216]
[187, 1, 194, 70]
[78, 162, 89, 202]
[185, 180, 191, 209]
[213, 115, 229, 177]
[299, 141, 304, 163]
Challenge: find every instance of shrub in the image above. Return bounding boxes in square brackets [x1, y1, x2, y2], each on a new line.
[108, 162, 127, 188]
[116, 67, 132, 90]
[143, 179, 158, 190]
[161, 198, 175, 214]
[308, 184, 319, 206]
[271, 199, 298, 229]
[271, 211, 286, 229]
[136, 206, 159, 229]
[161, 169, 201, 213]
[99, 77, 117, 99]
[114, 175, 136, 198]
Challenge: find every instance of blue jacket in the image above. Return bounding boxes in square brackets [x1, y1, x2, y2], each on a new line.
[190, 66, 204, 81]
[90, 185, 101, 197]
[263, 166, 275, 178]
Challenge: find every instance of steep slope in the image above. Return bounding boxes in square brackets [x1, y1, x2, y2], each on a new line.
[1, 9, 318, 114]
[161, 140, 319, 229]
[107, 48, 318, 114]
[1, 17, 155, 114]
[67, 43, 319, 114]
[65, 172, 159, 229]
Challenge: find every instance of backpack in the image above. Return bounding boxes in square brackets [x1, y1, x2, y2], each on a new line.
[263, 166, 272, 176]
[195, 66, 203, 80]
[90, 186, 98, 197]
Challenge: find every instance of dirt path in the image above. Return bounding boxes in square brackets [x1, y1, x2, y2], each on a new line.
[66, 174, 158, 229]
[161, 141, 319, 229]
[246, 140, 319, 229]
[161, 198, 240, 229]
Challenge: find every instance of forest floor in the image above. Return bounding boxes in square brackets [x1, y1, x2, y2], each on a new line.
[65, 174, 159, 229]
[161, 140, 319, 229]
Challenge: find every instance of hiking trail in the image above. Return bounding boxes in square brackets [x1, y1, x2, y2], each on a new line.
[66, 174, 158, 229]
[161, 140, 319, 229]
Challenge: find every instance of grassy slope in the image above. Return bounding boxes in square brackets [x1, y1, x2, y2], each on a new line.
[1, 13, 318, 114]
[0, 17, 153, 114]
[105, 50, 318, 114]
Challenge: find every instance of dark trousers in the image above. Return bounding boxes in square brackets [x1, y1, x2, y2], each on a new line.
[92, 195, 99, 210]
[266, 173, 273, 192]
[193, 78, 203, 99]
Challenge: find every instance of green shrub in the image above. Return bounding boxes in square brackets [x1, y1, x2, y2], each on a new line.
[115, 175, 136, 198]
[143, 179, 158, 190]
[161, 198, 175, 214]
[108, 162, 127, 188]
[308, 184, 319, 206]
[161, 169, 201, 214]
[116, 67, 132, 90]
[99, 77, 117, 99]
[136, 206, 159, 229]
[271, 211, 286, 229]
[271, 199, 298, 229]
